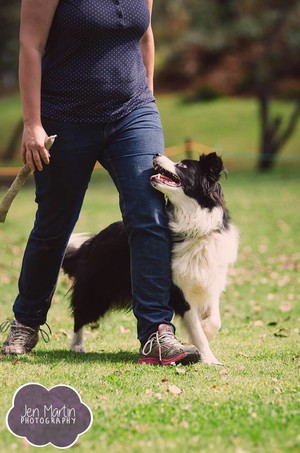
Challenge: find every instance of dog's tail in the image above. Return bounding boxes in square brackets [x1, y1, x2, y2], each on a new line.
[62, 233, 91, 278]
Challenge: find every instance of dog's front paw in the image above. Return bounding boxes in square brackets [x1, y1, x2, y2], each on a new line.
[70, 344, 86, 353]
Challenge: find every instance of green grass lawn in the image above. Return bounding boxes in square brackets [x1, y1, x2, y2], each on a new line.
[0, 94, 299, 170]
[0, 168, 299, 452]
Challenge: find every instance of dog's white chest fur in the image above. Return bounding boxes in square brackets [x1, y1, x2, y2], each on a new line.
[172, 226, 238, 301]
[169, 202, 238, 314]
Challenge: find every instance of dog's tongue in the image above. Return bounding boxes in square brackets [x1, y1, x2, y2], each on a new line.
[150, 174, 174, 184]
[158, 324, 174, 335]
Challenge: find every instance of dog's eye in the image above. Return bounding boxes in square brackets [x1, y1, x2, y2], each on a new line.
[177, 162, 187, 169]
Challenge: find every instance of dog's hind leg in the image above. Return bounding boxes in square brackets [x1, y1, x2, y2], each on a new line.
[183, 307, 222, 366]
[70, 328, 85, 353]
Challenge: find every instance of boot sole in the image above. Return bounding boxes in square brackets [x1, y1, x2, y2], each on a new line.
[138, 351, 201, 366]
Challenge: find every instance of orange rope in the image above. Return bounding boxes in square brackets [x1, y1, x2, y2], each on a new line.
[165, 141, 215, 156]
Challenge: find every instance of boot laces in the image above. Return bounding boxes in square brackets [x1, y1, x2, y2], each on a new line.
[0, 320, 52, 344]
[142, 331, 183, 363]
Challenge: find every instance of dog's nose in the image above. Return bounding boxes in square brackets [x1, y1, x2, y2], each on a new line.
[155, 153, 162, 157]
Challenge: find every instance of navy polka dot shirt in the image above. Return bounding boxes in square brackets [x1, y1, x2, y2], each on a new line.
[41, 0, 155, 123]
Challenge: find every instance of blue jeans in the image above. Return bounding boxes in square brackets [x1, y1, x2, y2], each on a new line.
[13, 102, 174, 344]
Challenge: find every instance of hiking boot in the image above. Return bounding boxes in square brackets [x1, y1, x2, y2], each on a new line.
[138, 324, 201, 365]
[0, 319, 51, 355]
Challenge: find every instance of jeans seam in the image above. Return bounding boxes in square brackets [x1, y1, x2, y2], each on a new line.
[103, 149, 127, 222]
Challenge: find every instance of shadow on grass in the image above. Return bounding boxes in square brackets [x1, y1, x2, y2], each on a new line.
[0, 349, 139, 365]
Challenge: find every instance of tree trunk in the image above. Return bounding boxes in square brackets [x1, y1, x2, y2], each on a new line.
[258, 102, 279, 170]
[2, 119, 23, 161]
[258, 92, 300, 171]
[258, 138, 277, 171]
[257, 77, 278, 171]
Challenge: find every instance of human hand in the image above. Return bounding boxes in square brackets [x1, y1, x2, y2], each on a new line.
[21, 124, 52, 172]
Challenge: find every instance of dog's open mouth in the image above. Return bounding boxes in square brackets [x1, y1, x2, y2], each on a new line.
[151, 163, 181, 187]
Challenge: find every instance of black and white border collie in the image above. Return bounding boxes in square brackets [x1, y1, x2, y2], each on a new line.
[62, 153, 239, 365]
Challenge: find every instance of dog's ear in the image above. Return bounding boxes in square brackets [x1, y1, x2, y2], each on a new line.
[199, 152, 224, 181]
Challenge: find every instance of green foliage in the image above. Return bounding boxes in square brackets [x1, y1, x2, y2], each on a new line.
[0, 0, 20, 89]
[154, 0, 300, 95]
[0, 168, 300, 452]
[183, 86, 223, 103]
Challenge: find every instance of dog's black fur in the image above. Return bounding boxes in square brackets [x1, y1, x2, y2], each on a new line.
[62, 221, 132, 332]
[62, 220, 191, 332]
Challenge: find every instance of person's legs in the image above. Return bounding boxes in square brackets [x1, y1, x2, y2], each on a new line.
[99, 102, 200, 364]
[2, 105, 200, 363]
[2, 118, 104, 353]
[99, 102, 174, 343]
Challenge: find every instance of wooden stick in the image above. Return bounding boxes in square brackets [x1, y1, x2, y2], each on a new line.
[0, 135, 57, 223]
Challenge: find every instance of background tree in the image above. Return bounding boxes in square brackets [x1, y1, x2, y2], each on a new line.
[0, 0, 20, 93]
[153, 0, 300, 170]
[0, 1, 299, 168]
[252, 1, 300, 170]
